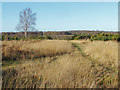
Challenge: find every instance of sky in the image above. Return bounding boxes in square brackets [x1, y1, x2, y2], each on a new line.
[2, 2, 118, 32]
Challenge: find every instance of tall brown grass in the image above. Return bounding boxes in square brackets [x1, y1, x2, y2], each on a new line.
[2, 40, 73, 60]
[2, 40, 118, 88]
[2, 50, 104, 88]
[83, 41, 118, 67]
[70, 40, 118, 88]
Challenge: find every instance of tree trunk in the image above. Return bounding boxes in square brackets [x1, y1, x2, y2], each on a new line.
[25, 29, 27, 38]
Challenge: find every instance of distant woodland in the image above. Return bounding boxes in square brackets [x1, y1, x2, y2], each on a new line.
[1, 30, 120, 41]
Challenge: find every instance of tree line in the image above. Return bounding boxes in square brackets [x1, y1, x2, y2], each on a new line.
[1, 32, 120, 42]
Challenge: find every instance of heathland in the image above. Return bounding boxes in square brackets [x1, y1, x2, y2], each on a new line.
[2, 35, 119, 88]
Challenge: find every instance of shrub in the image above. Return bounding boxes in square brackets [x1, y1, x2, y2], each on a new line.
[90, 35, 97, 41]
[74, 36, 80, 40]
[86, 35, 91, 39]
[13, 36, 20, 40]
[71, 35, 77, 40]
[46, 36, 52, 40]
[93, 36, 102, 40]
[0, 36, 2, 41]
[112, 35, 120, 42]
[1, 35, 7, 40]
[64, 32, 72, 35]
[102, 36, 109, 41]
[39, 36, 45, 40]
[7, 37, 12, 40]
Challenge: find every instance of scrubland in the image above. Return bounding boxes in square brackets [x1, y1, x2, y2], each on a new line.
[2, 40, 119, 88]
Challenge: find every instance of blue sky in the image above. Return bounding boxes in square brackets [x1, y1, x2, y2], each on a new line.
[2, 2, 118, 32]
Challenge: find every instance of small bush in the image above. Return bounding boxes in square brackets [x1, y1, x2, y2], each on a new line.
[39, 36, 45, 40]
[46, 36, 52, 40]
[71, 35, 77, 40]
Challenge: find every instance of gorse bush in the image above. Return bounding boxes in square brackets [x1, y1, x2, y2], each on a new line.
[71, 35, 77, 40]
[72, 33, 120, 42]
[111, 34, 120, 41]
[72, 34, 91, 40]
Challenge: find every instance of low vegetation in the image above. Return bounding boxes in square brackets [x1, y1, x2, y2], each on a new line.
[2, 40, 73, 60]
[83, 41, 118, 67]
[1, 32, 120, 42]
[71, 33, 120, 42]
[71, 40, 118, 88]
[2, 39, 118, 88]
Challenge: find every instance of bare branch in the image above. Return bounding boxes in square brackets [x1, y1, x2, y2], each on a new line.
[16, 8, 36, 37]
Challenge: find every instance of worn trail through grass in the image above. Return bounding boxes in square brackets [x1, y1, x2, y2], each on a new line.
[72, 42, 118, 88]
[2, 40, 118, 88]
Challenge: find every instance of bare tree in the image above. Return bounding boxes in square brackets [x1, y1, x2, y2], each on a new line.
[16, 8, 36, 37]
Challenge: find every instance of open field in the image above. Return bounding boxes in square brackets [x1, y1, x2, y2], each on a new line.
[71, 40, 118, 67]
[83, 41, 118, 67]
[2, 40, 119, 88]
[2, 40, 73, 60]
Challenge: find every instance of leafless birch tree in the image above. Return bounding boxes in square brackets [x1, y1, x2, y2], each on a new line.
[16, 8, 36, 37]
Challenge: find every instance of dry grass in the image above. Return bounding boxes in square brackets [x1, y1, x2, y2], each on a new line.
[71, 40, 118, 67]
[82, 41, 118, 67]
[2, 50, 107, 88]
[2, 40, 73, 60]
[2, 40, 118, 88]
[71, 40, 118, 88]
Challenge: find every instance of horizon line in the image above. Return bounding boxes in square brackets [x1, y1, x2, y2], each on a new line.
[1, 29, 119, 33]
